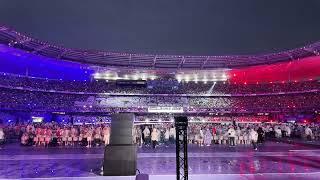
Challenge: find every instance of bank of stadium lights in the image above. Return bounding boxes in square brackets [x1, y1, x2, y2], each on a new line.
[222, 73, 227, 79]
[184, 75, 190, 82]
[141, 74, 147, 80]
[176, 75, 182, 82]
[94, 72, 156, 81]
[132, 74, 139, 80]
[150, 75, 157, 80]
[203, 76, 208, 84]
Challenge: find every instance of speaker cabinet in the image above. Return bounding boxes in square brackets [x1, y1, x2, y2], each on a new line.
[103, 113, 137, 176]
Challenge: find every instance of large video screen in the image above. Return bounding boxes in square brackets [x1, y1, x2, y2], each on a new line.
[31, 116, 44, 123]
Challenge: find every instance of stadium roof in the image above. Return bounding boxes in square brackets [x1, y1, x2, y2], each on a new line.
[1, 25, 320, 69]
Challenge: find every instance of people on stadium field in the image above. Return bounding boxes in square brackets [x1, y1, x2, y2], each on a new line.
[143, 126, 151, 146]
[204, 128, 213, 146]
[257, 127, 265, 143]
[1, 120, 319, 150]
[151, 128, 159, 149]
[228, 126, 236, 147]
[86, 127, 93, 148]
[275, 127, 282, 139]
[103, 125, 110, 145]
[250, 128, 258, 150]
[169, 126, 176, 144]
[0, 128, 5, 147]
[164, 128, 170, 147]
[305, 126, 313, 141]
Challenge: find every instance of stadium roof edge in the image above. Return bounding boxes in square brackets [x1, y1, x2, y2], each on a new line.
[0, 24, 320, 69]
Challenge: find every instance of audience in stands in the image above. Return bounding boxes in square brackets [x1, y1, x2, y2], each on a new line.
[0, 73, 319, 95]
[0, 86, 318, 113]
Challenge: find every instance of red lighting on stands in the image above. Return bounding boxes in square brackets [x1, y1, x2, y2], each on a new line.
[228, 56, 320, 84]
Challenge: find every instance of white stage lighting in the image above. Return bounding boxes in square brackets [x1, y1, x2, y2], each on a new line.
[150, 75, 156, 80]
[141, 74, 147, 80]
[184, 75, 190, 82]
[222, 73, 227, 79]
[176, 75, 182, 82]
[133, 74, 139, 80]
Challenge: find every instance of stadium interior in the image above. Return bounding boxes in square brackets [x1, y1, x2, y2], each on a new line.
[0, 4, 320, 179]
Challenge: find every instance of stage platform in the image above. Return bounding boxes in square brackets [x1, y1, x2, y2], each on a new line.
[0, 142, 320, 180]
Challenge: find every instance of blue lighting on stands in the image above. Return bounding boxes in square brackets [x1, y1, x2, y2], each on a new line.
[0, 45, 93, 81]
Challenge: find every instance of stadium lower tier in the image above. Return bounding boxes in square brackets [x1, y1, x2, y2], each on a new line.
[0, 87, 319, 113]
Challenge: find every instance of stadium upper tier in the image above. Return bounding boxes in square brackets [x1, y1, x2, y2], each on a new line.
[1, 25, 320, 69]
[0, 73, 319, 95]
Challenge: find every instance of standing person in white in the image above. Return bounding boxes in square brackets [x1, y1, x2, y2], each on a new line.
[151, 128, 159, 149]
[305, 126, 313, 141]
[204, 128, 213, 146]
[169, 126, 176, 145]
[275, 127, 282, 139]
[228, 126, 236, 147]
[143, 126, 151, 146]
[0, 128, 5, 148]
[250, 128, 258, 150]
[285, 125, 291, 138]
[164, 128, 170, 147]
[103, 126, 110, 145]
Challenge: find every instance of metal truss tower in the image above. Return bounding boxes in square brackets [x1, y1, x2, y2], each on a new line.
[175, 116, 188, 180]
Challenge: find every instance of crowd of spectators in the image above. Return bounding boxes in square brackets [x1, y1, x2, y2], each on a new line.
[0, 86, 319, 113]
[0, 88, 90, 111]
[0, 73, 319, 95]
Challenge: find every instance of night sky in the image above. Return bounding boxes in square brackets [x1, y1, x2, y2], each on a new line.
[0, 0, 320, 56]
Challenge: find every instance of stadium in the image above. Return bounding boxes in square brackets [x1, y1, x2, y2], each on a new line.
[0, 1, 320, 180]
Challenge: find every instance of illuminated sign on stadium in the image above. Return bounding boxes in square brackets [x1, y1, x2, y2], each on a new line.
[147, 107, 184, 113]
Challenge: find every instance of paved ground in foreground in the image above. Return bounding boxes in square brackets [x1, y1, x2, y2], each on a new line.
[0, 141, 319, 180]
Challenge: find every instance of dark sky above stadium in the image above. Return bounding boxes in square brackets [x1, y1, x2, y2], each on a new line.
[0, 0, 320, 56]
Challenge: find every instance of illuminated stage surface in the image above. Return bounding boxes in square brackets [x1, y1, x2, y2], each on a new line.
[0, 142, 320, 180]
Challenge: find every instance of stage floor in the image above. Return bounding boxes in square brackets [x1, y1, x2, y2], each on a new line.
[0, 142, 320, 180]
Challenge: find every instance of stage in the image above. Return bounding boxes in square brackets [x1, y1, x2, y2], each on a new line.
[0, 142, 320, 180]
